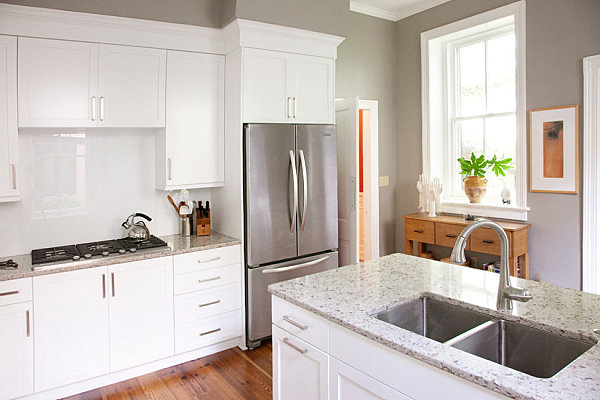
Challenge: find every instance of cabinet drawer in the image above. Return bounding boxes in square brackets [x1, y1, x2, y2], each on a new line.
[0, 278, 32, 306]
[173, 245, 241, 275]
[435, 223, 469, 249]
[175, 310, 242, 354]
[405, 219, 435, 244]
[272, 295, 329, 352]
[175, 283, 241, 324]
[470, 228, 504, 256]
[174, 264, 241, 295]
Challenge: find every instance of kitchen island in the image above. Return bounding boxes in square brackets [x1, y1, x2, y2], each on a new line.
[269, 253, 600, 399]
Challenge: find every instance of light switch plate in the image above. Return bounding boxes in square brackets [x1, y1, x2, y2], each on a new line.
[379, 176, 390, 187]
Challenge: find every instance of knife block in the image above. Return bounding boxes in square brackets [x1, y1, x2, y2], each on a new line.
[197, 216, 210, 236]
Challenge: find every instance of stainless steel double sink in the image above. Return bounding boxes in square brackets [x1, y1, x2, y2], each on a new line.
[373, 296, 596, 379]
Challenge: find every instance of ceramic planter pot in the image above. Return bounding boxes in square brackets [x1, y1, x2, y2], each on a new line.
[463, 176, 487, 203]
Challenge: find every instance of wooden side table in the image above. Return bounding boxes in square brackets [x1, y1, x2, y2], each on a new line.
[403, 214, 530, 279]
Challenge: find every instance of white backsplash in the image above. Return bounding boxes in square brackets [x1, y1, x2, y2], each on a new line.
[0, 128, 211, 256]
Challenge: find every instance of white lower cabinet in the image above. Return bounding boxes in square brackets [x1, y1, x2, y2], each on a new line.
[273, 325, 329, 400]
[108, 258, 174, 372]
[329, 358, 410, 400]
[272, 296, 508, 400]
[0, 280, 33, 399]
[33, 257, 174, 392]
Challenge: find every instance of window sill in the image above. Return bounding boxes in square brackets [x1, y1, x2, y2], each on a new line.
[441, 201, 529, 221]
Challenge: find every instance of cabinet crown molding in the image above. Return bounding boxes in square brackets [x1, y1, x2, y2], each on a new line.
[0, 3, 224, 54]
[223, 18, 345, 59]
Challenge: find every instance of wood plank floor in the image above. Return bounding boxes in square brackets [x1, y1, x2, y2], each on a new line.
[63, 341, 272, 400]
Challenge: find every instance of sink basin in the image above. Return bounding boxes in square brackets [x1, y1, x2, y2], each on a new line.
[373, 296, 492, 343]
[449, 319, 596, 378]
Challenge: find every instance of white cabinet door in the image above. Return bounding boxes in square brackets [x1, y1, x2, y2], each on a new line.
[287, 54, 334, 124]
[18, 37, 98, 128]
[243, 49, 289, 123]
[33, 267, 109, 392]
[330, 358, 412, 400]
[0, 35, 19, 202]
[108, 257, 174, 372]
[97, 44, 166, 128]
[0, 302, 33, 399]
[160, 50, 224, 189]
[273, 325, 328, 400]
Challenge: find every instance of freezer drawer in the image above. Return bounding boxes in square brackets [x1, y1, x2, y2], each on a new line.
[246, 251, 338, 347]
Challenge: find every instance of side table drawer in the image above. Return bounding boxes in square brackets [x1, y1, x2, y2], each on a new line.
[405, 219, 435, 244]
[174, 264, 241, 295]
[435, 223, 470, 249]
[470, 228, 505, 255]
[175, 283, 241, 323]
[175, 310, 242, 354]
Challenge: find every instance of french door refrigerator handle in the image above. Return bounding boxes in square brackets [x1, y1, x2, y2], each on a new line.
[299, 150, 308, 231]
[290, 150, 298, 233]
[261, 255, 330, 274]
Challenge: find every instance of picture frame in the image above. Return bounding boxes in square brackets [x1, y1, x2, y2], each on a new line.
[530, 105, 579, 193]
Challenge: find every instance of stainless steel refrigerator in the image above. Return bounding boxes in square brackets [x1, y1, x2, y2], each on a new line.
[244, 123, 338, 348]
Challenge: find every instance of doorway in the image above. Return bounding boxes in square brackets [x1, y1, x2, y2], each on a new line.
[335, 98, 380, 266]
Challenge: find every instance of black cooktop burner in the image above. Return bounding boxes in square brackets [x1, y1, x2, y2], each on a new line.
[31, 236, 169, 266]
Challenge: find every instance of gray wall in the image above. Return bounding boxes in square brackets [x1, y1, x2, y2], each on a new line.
[0, 0, 224, 27]
[231, 0, 398, 256]
[395, 0, 600, 289]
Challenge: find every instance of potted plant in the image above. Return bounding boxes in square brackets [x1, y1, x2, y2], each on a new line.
[457, 153, 513, 203]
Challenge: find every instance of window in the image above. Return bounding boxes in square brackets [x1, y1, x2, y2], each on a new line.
[422, 2, 527, 220]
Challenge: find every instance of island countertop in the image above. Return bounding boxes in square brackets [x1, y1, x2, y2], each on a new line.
[268, 253, 600, 400]
[0, 232, 240, 282]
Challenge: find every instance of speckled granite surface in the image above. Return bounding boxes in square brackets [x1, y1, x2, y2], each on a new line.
[269, 253, 600, 400]
[0, 232, 240, 282]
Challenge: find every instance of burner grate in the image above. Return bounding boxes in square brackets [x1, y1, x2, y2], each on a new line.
[0, 259, 18, 270]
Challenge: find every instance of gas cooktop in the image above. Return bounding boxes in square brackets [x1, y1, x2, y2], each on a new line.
[31, 235, 170, 269]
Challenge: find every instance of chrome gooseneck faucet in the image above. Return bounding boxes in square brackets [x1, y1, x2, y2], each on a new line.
[450, 219, 533, 310]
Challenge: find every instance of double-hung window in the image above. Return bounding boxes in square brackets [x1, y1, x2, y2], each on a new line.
[422, 2, 527, 220]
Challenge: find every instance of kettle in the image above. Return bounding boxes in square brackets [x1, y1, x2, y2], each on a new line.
[121, 213, 152, 241]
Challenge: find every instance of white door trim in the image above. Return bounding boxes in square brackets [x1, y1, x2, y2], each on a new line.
[582, 54, 600, 294]
[359, 99, 380, 259]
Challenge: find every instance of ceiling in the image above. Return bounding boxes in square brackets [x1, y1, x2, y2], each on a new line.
[349, 0, 451, 21]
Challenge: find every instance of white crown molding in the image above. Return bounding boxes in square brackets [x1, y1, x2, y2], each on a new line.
[350, 0, 451, 22]
[0, 3, 224, 54]
[349, 2, 398, 22]
[223, 18, 345, 59]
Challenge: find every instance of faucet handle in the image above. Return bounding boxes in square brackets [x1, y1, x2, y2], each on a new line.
[504, 286, 533, 302]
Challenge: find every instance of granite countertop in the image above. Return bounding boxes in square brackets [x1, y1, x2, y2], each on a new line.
[269, 253, 600, 400]
[0, 232, 240, 282]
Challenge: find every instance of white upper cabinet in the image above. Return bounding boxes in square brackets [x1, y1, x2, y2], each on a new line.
[97, 44, 166, 128]
[0, 35, 19, 202]
[242, 48, 335, 124]
[156, 50, 224, 189]
[18, 37, 166, 128]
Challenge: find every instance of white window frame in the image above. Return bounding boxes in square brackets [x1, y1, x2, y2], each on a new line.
[421, 1, 528, 221]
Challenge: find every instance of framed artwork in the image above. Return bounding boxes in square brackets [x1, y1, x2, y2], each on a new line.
[530, 105, 579, 193]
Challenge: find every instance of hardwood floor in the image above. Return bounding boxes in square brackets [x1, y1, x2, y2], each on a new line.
[63, 342, 273, 400]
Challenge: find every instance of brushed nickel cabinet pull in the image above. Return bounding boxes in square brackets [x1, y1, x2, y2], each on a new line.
[168, 158, 173, 181]
[198, 299, 221, 308]
[282, 337, 308, 354]
[293, 97, 297, 118]
[111, 272, 115, 297]
[197, 256, 220, 264]
[102, 274, 106, 298]
[482, 240, 495, 244]
[413, 229, 424, 233]
[91, 96, 97, 121]
[0, 290, 18, 297]
[445, 234, 456, 238]
[200, 328, 221, 336]
[99, 97, 105, 121]
[198, 276, 220, 284]
[26, 310, 30, 337]
[282, 315, 308, 330]
[11, 163, 17, 189]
